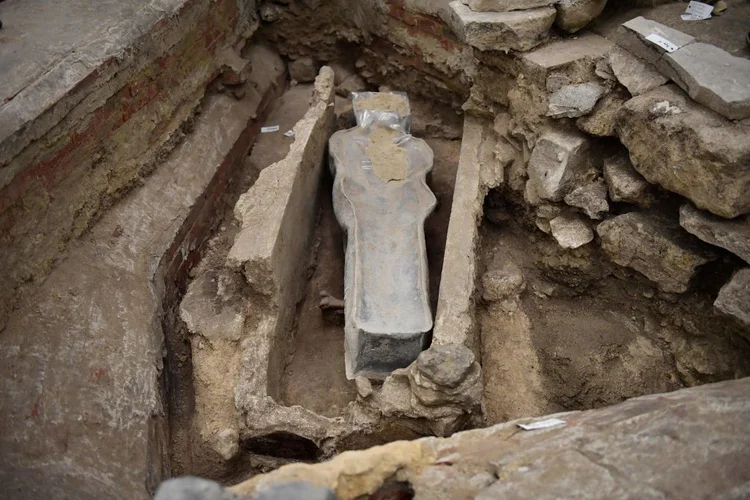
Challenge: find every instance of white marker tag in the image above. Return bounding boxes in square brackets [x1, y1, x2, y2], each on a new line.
[517, 418, 566, 431]
[261, 125, 280, 133]
[284, 130, 295, 137]
[682, 1, 713, 20]
[645, 33, 679, 53]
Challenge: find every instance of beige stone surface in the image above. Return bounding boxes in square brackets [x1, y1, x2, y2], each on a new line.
[680, 204, 750, 264]
[554, 0, 607, 33]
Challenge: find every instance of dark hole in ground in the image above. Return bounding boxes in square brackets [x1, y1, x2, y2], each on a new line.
[367, 481, 415, 500]
[243, 432, 320, 461]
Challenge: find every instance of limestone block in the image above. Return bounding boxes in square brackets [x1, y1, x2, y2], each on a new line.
[462, 0, 558, 12]
[597, 212, 713, 293]
[555, 0, 607, 33]
[663, 43, 750, 120]
[522, 32, 613, 84]
[328, 92, 437, 379]
[336, 74, 367, 97]
[482, 261, 526, 301]
[618, 16, 694, 66]
[679, 204, 750, 264]
[609, 46, 667, 96]
[616, 85, 750, 218]
[526, 129, 596, 202]
[550, 212, 594, 249]
[564, 179, 609, 219]
[547, 82, 605, 118]
[602, 153, 653, 206]
[409, 345, 483, 407]
[447, 1, 556, 52]
[715, 269, 750, 328]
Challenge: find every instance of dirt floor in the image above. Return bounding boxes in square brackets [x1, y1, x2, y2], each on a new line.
[479, 213, 750, 425]
[279, 136, 461, 415]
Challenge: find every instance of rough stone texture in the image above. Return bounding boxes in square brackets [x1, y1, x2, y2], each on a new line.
[255, 481, 337, 500]
[715, 269, 750, 328]
[576, 91, 627, 137]
[462, 0, 558, 12]
[481, 261, 525, 301]
[433, 116, 501, 349]
[618, 16, 695, 65]
[680, 204, 750, 264]
[289, 56, 318, 83]
[663, 43, 750, 120]
[616, 85, 750, 218]
[526, 129, 596, 203]
[336, 75, 367, 97]
[609, 46, 667, 96]
[0, 47, 283, 498]
[154, 477, 244, 500]
[554, 0, 607, 33]
[415, 344, 475, 388]
[564, 180, 609, 219]
[521, 32, 613, 83]
[602, 153, 653, 206]
[231, 379, 750, 500]
[447, 1, 556, 52]
[549, 213, 594, 249]
[597, 212, 713, 293]
[329, 93, 436, 379]
[547, 82, 605, 118]
[0, 0, 259, 332]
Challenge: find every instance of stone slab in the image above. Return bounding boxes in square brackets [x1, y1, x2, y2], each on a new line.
[596, 212, 712, 293]
[547, 82, 605, 118]
[679, 204, 750, 264]
[609, 46, 667, 96]
[328, 93, 436, 379]
[664, 43, 750, 121]
[526, 129, 596, 203]
[230, 379, 750, 499]
[447, 1, 556, 52]
[0, 57, 282, 498]
[549, 212, 593, 248]
[715, 269, 750, 328]
[602, 153, 653, 206]
[523, 32, 613, 73]
[618, 16, 695, 65]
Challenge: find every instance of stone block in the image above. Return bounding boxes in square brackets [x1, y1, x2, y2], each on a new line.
[616, 85, 750, 218]
[482, 261, 525, 301]
[715, 269, 750, 328]
[679, 204, 750, 264]
[289, 56, 318, 83]
[576, 90, 627, 137]
[526, 129, 596, 202]
[564, 179, 609, 219]
[547, 82, 605, 118]
[597, 212, 713, 293]
[663, 43, 750, 120]
[522, 32, 613, 84]
[609, 46, 667, 96]
[550, 212, 594, 249]
[618, 16, 695, 66]
[329, 92, 436, 379]
[555, 0, 608, 33]
[447, 1, 556, 52]
[462, 0, 558, 12]
[602, 153, 653, 206]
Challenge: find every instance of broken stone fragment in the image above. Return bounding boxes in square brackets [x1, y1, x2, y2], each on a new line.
[336, 74, 367, 98]
[155, 477, 243, 500]
[549, 212, 594, 249]
[409, 344, 482, 407]
[576, 90, 627, 137]
[609, 46, 667, 97]
[679, 204, 750, 264]
[564, 179, 609, 219]
[217, 48, 252, 86]
[547, 82, 605, 118]
[714, 269, 750, 328]
[526, 129, 596, 202]
[461, 0, 558, 12]
[521, 33, 613, 85]
[289, 56, 317, 83]
[447, 1, 556, 52]
[597, 212, 713, 293]
[415, 344, 476, 388]
[602, 154, 653, 206]
[554, 0, 607, 33]
[616, 85, 750, 218]
[259, 2, 285, 22]
[355, 376, 373, 398]
[618, 16, 695, 66]
[662, 43, 750, 121]
[482, 261, 526, 301]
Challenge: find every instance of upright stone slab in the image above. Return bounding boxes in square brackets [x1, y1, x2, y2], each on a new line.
[328, 92, 437, 379]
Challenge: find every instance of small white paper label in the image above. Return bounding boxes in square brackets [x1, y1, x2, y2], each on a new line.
[261, 125, 280, 133]
[283, 130, 295, 137]
[682, 1, 713, 20]
[517, 418, 566, 431]
[645, 33, 679, 53]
